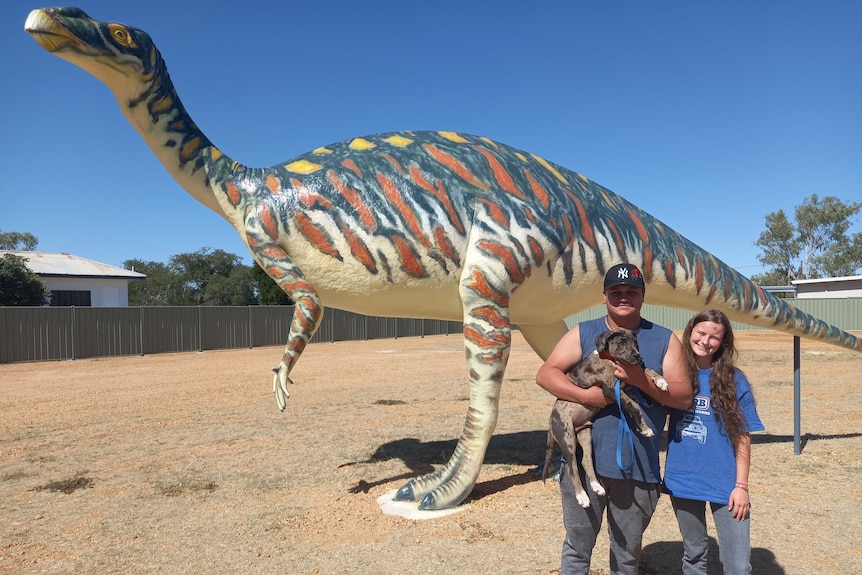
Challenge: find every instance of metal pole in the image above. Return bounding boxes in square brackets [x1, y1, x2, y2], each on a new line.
[794, 336, 801, 455]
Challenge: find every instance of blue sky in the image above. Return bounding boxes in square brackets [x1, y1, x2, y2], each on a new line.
[2, 1, 860, 277]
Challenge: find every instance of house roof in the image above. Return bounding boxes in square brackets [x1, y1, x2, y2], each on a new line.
[1, 251, 146, 280]
[792, 275, 862, 285]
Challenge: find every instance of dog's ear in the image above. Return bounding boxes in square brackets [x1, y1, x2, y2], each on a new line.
[594, 330, 613, 352]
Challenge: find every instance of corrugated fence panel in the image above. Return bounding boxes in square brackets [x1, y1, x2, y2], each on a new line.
[142, 307, 201, 354]
[249, 306, 294, 347]
[200, 306, 251, 350]
[74, 307, 142, 359]
[0, 306, 73, 362]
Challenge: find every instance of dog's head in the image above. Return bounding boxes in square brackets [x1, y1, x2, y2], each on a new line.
[595, 328, 643, 366]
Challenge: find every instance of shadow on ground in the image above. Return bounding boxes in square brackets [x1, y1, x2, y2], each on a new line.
[641, 537, 785, 574]
[341, 430, 548, 496]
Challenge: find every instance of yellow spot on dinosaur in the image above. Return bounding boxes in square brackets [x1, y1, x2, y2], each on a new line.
[349, 138, 376, 150]
[383, 135, 413, 147]
[531, 154, 569, 185]
[286, 159, 323, 174]
[515, 152, 528, 163]
[438, 131, 470, 143]
[480, 137, 500, 149]
[211, 148, 223, 161]
[313, 147, 333, 154]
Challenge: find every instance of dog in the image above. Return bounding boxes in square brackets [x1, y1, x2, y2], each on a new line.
[542, 328, 668, 508]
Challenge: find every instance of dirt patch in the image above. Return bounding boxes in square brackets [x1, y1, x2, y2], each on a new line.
[1, 330, 861, 574]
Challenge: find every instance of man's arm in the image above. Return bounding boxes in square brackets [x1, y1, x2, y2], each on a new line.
[535, 325, 611, 408]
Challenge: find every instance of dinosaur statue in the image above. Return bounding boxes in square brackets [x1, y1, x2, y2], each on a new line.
[26, 7, 861, 511]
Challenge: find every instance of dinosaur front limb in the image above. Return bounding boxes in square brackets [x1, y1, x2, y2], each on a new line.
[271, 294, 323, 411]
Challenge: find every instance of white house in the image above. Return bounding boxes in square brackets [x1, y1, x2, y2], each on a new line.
[792, 275, 862, 299]
[2, 251, 145, 307]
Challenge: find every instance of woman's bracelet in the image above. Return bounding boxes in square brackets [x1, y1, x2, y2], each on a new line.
[735, 482, 749, 491]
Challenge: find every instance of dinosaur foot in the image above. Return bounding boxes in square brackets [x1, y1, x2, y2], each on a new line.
[271, 364, 293, 411]
[393, 467, 473, 511]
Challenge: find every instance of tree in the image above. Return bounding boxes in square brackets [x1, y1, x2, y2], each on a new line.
[170, 248, 255, 305]
[753, 210, 798, 284]
[251, 263, 292, 305]
[125, 259, 178, 306]
[0, 230, 39, 251]
[0, 253, 50, 306]
[753, 195, 862, 283]
[126, 248, 257, 306]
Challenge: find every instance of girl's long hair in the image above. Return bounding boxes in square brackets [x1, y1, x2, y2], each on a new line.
[682, 309, 748, 450]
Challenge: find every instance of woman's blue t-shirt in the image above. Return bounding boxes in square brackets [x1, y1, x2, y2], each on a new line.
[664, 368, 765, 504]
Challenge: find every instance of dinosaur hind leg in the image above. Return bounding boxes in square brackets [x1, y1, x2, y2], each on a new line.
[394, 272, 511, 510]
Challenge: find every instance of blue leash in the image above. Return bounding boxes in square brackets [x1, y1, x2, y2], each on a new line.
[614, 379, 636, 473]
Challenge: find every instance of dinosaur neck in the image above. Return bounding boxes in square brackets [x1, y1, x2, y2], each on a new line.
[114, 48, 239, 222]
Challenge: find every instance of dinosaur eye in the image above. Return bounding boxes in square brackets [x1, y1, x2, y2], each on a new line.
[108, 23, 138, 48]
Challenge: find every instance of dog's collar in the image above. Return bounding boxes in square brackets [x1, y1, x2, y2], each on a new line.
[598, 349, 645, 368]
[598, 350, 618, 362]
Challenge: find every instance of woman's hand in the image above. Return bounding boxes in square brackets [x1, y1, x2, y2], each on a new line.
[728, 486, 750, 521]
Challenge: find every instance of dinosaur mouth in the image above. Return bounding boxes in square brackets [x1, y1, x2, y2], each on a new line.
[25, 10, 82, 53]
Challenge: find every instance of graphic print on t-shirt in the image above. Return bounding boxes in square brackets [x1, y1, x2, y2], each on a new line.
[675, 395, 710, 445]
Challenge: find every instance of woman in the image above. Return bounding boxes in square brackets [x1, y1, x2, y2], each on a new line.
[664, 309, 765, 575]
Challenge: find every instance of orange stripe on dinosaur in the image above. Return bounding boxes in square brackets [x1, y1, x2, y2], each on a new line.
[266, 174, 282, 194]
[409, 165, 466, 235]
[675, 246, 689, 278]
[376, 152, 407, 175]
[477, 240, 525, 284]
[695, 259, 705, 294]
[292, 178, 334, 210]
[328, 170, 378, 231]
[606, 219, 627, 261]
[376, 173, 432, 249]
[477, 197, 510, 228]
[626, 207, 649, 245]
[337, 220, 378, 274]
[566, 190, 597, 251]
[528, 236, 544, 266]
[463, 325, 509, 352]
[523, 168, 550, 210]
[341, 159, 363, 178]
[422, 143, 489, 191]
[467, 269, 508, 307]
[391, 234, 428, 278]
[294, 213, 342, 260]
[433, 225, 461, 267]
[260, 246, 288, 261]
[476, 147, 525, 198]
[225, 182, 242, 207]
[258, 202, 280, 240]
[471, 305, 509, 328]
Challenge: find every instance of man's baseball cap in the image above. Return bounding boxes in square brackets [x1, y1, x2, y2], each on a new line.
[604, 263, 645, 291]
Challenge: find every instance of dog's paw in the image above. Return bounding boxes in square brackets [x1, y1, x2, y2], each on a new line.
[575, 490, 591, 508]
[590, 481, 606, 497]
[652, 376, 669, 392]
[638, 427, 655, 438]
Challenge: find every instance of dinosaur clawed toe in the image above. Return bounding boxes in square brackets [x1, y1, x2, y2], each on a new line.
[271, 364, 293, 411]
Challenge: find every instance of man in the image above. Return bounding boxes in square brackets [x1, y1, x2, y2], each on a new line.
[535, 263, 692, 575]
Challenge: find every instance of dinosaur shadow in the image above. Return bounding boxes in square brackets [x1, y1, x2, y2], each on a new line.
[341, 430, 548, 498]
[641, 537, 785, 574]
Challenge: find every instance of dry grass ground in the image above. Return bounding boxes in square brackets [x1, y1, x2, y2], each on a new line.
[1, 330, 861, 574]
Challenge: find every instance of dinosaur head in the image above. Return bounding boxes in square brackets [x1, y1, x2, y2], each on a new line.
[25, 7, 160, 101]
